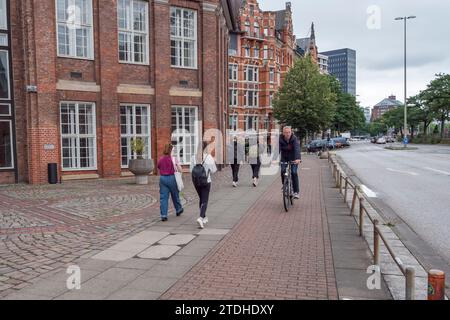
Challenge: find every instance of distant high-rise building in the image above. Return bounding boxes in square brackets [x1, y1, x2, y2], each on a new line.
[361, 107, 371, 123]
[321, 48, 356, 96]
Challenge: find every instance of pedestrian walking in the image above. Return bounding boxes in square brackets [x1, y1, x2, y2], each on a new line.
[248, 132, 261, 187]
[157, 144, 184, 221]
[191, 141, 217, 229]
[227, 134, 244, 187]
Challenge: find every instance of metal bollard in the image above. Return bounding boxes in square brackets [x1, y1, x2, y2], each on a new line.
[405, 267, 416, 300]
[373, 219, 380, 265]
[428, 269, 446, 300]
[336, 168, 340, 188]
[359, 198, 364, 237]
[339, 174, 343, 194]
[350, 186, 357, 216]
[344, 177, 349, 203]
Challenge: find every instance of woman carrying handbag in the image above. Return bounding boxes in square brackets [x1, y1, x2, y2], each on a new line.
[157, 144, 184, 221]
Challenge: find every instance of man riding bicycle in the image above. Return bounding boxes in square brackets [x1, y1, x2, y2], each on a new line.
[279, 126, 301, 199]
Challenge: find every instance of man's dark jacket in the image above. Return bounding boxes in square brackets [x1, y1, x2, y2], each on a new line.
[279, 134, 301, 162]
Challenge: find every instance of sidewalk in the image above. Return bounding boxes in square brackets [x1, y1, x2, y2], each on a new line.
[1, 156, 392, 300]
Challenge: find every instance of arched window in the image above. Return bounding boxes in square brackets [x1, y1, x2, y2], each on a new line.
[244, 19, 250, 34]
[254, 21, 260, 38]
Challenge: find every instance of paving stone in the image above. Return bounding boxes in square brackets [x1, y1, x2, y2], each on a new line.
[106, 288, 160, 300]
[137, 245, 181, 260]
[158, 234, 196, 246]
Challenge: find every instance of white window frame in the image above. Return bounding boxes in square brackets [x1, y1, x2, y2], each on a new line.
[253, 46, 259, 58]
[244, 45, 250, 57]
[56, 0, 94, 60]
[244, 115, 258, 132]
[269, 67, 275, 83]
[229, 89, 238, 107]
[118, 0, 149, 65]
[229, 114, 238, 131]
[171, 106, 198, 165]
[253, 21, 259, 38]
[245, 90, 258, 108]
[0, 50, 10, 100]
[120, 104, 151, 168]
[244, 66, 258, 83]
[228, 63, 238, 81]
[0, 0, 6, 30]
[60, 101, 97, 171]
[263, 45, 268, 59]
[0, 34, 7, 46]
[170, 7, 198, 69]
[0, 103, 11, 116]
[0, 119, 14, 169]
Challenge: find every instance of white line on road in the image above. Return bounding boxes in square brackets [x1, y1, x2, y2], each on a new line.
[386, 168, 419, 176]
[360, 185, 378, 198]
[424, 167, 450, 176]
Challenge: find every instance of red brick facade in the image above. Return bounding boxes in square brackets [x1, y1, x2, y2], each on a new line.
[1, 0, 233, 184]
[227, 0, 296, 133]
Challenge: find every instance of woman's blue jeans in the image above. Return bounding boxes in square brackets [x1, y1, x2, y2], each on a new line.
[159, 175, 183, 218]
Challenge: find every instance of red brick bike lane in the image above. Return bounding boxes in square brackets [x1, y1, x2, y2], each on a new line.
[161, 157, 338, 300]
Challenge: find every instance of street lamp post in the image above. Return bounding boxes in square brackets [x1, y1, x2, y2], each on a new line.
[395, 15, 416, 146]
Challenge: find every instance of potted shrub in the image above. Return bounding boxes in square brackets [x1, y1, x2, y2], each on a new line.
[128, 138, 154, 185]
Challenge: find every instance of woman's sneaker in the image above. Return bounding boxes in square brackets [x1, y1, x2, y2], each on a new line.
[232, 181, 237, 187]
[253, 178, 258, 187]
[203, 217, 208, 225]
[293, 193, 300, 199]
[197, 217, 204, 229]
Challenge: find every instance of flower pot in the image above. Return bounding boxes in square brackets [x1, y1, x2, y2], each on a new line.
[128, 158, 154, 185]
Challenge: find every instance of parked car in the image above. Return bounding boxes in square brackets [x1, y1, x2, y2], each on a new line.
[376, 137, 387, 144]
[385, 136, 396, 143]
[332, 137, 350, 148]
[371, 137, 377, 143]
[306, 139, 336, 153]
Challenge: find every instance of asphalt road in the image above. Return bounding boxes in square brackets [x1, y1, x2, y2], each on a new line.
[338, 142, 450, 265]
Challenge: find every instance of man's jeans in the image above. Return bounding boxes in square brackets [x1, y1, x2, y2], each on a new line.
[159, 175, 183, 218]
[281, 163, 300, 194]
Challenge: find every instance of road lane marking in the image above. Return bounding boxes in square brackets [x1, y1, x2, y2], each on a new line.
[360, 185, 377, 198]
[386, 168, 419, 176]
[424, 167, 450, 176]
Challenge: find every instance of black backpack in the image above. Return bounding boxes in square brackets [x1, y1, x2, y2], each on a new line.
[192, 157, 209, 188]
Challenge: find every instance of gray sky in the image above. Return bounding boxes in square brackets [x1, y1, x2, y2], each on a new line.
[259, 0, 450, 108]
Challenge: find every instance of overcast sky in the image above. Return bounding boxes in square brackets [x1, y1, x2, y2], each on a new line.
[259, 0, 450, 108]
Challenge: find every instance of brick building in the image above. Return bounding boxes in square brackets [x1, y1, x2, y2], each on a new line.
[0, 0, 236, 184]
[371, 95, 403, 122]
[227, 0, 296, 133]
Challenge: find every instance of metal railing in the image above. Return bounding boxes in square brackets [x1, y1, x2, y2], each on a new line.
[328, 152, 416, 300]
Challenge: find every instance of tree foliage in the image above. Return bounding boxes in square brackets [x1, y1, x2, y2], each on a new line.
[273, 57, 337, 139]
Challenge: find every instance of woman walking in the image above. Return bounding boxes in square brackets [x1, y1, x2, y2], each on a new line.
[191, 141, 217, 229]
[227, 135, 244, 187]
[248, 132, 261, 187]
[157, 144, 184, 221]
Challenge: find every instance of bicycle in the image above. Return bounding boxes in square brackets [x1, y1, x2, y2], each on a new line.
[281, 161, 296, 212]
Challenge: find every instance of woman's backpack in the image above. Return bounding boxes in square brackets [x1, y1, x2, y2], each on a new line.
[191, 157, 209, 188]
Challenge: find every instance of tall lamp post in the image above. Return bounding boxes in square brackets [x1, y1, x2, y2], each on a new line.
[395, 16, 416, 146]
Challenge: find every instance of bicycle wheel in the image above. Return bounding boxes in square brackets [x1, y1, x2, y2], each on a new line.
[283, 178, 290, 212]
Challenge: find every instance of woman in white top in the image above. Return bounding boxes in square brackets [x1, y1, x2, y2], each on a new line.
[190, 141, 217, 229]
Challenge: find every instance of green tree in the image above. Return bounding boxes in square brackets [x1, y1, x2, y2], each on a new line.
[407, 92, 435, 135]
[422, 73, 450, 138]
[333, 92, 366, 134]
[273, 57, 337, 139]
